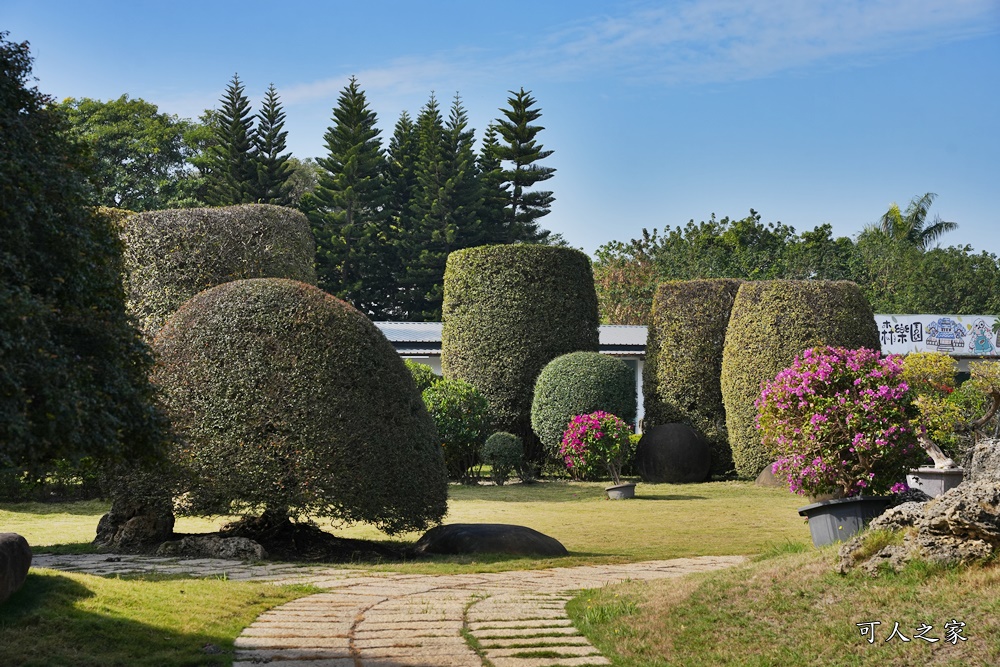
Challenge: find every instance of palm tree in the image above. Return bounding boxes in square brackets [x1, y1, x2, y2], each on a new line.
[878, 192, 958, 250]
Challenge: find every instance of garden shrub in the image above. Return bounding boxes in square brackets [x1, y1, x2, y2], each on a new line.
[121, 204, 316, 337]
[481, 432, 523, 486]
[644, 279, 742, 477]
[422, 378, 491, 483]
[151, 278, 447, 534]
[441, 244, 600, 466]
[406, 359, 440, 394]
[531, 351, 636, 459]
[721, 280, 880, 479]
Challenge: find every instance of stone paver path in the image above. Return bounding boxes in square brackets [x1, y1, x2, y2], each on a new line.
[33, 554, 744, 667]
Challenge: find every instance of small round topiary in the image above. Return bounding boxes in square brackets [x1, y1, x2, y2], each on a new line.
[122, 204, 317, 337]
[151, 278, 447, 534]
[481, 432, 524, 486]
[405, 359, 440, 395]
[442, 244, 600, 465]
[721, 280, 880, 479]
[422, 378, 491, 483]
[531, 351, 636, 459]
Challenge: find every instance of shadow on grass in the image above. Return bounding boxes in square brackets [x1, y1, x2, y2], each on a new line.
[30, 542, 97, 555]
[635, 494, 708, 501]
[0, 499, 109, 516]
[0, 573, 246, 667]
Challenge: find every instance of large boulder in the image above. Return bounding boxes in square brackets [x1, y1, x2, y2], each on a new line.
[94, 499, 175, 553]
[413, 524, 568, 557]
[965, 438, 1000, 483]
[0, 533, 32, 604]
[635, 423, 711, 483]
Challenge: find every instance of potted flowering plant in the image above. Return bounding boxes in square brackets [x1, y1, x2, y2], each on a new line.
[756, 346, 927, 546]
[560, 411, 637, 499]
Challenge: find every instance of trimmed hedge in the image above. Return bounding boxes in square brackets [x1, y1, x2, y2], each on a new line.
[531, 351, 636, 459]
[644, 279, 742, 477]
[441, 245, 600, 464]
[720, 280, 880, 479]
[122, 204, 316, 337]
[151, 278, 447, 534]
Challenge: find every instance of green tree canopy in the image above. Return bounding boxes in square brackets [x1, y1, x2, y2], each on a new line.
[251, 83, 294, 206]
[495, 88, 554, 243]
[205, 73, 257, 205]
[57, 95, 198, 211]
[878, 192, 958, 250]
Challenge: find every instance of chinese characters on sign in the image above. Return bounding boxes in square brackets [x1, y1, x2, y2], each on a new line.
[857, 620, 968, 645]
[876, 314, 999, 358]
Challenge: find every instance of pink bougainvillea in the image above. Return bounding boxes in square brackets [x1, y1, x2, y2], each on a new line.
[756, 346, 925, 498]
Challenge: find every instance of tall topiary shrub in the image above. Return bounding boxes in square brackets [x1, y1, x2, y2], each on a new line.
[721, 280, 880, 479]
[441, 245, 600, 464]
[121, 204, 316, 337]
[644, 279, 742, 477]
[151, 278, 447, 534]
[531, 351, 636, 459]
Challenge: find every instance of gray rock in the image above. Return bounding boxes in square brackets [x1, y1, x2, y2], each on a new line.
[965, 438, 1000, 483]
[920, 480, 1000, 546]
[156, 535, 267, 561]
[0, 533, 32, 604]
[755, 463, 785, 488]
[94, 499, 175, 553]
[413, 523, 568, 557]
[868, 502, 926, 532]
[635, 423, 711, 484]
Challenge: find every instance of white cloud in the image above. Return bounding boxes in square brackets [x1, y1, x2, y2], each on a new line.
[272, 0, 999, 106]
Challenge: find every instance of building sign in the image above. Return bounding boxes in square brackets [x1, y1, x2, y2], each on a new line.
[876, 314, 999, 358]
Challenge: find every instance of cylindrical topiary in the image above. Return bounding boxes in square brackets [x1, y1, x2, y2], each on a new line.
[644, 279, 742, 477]
[422, 378, 491, 483]
[531, 351, 636, 459]
[720, 280, 880, 479]
[481, 432, 524, 486]
[122, 204, 317, 337]
[441, 245, 600, 465]
[151, 278, 447, 534]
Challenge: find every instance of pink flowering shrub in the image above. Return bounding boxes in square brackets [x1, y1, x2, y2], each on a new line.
[756, 346, 925, 498]
[559, 411, 635, 485]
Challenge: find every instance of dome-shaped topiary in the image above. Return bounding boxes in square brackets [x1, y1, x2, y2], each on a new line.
[644, 279, 742, 477]
[122, 204, 316, 337]
[441, 244, 600, 465]
[151, 278, 447, 534]
[531, 351, 636, 459]
[720, 280, 880, 479]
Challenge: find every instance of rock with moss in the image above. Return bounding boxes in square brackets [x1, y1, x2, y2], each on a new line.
[531, 351, 636, 459]
[122, 204, 316, 337]
[152, 278, 447, 535]
[721, 280, 880, 479]
[644, 279, 742, 477]
[442, 245, 600, 464]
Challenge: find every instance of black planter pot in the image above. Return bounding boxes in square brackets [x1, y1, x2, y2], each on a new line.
[797, 496, 892, 548]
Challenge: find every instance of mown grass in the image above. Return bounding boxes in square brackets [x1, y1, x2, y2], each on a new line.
[2, 480, 810, 573]
[0, 570, 313, 667]
[568, 548, 1000, 666]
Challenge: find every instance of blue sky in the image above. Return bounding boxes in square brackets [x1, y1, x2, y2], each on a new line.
[4, 0, 999, 257]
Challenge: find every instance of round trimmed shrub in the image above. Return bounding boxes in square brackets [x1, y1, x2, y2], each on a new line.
[122, 204, 316, 337]
[441, 245, 600, 465]
[422, 378, 490, 483]
[482, 432, 523, 486]
[406, 359, 440, 394]
[531, 351, 636, 459]
[151, 278, 447, 534]
[644, 279, 742, 478]
[720, 280, 880, 479]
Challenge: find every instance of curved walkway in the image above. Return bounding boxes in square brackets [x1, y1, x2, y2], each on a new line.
[33, 553, 744, 667]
